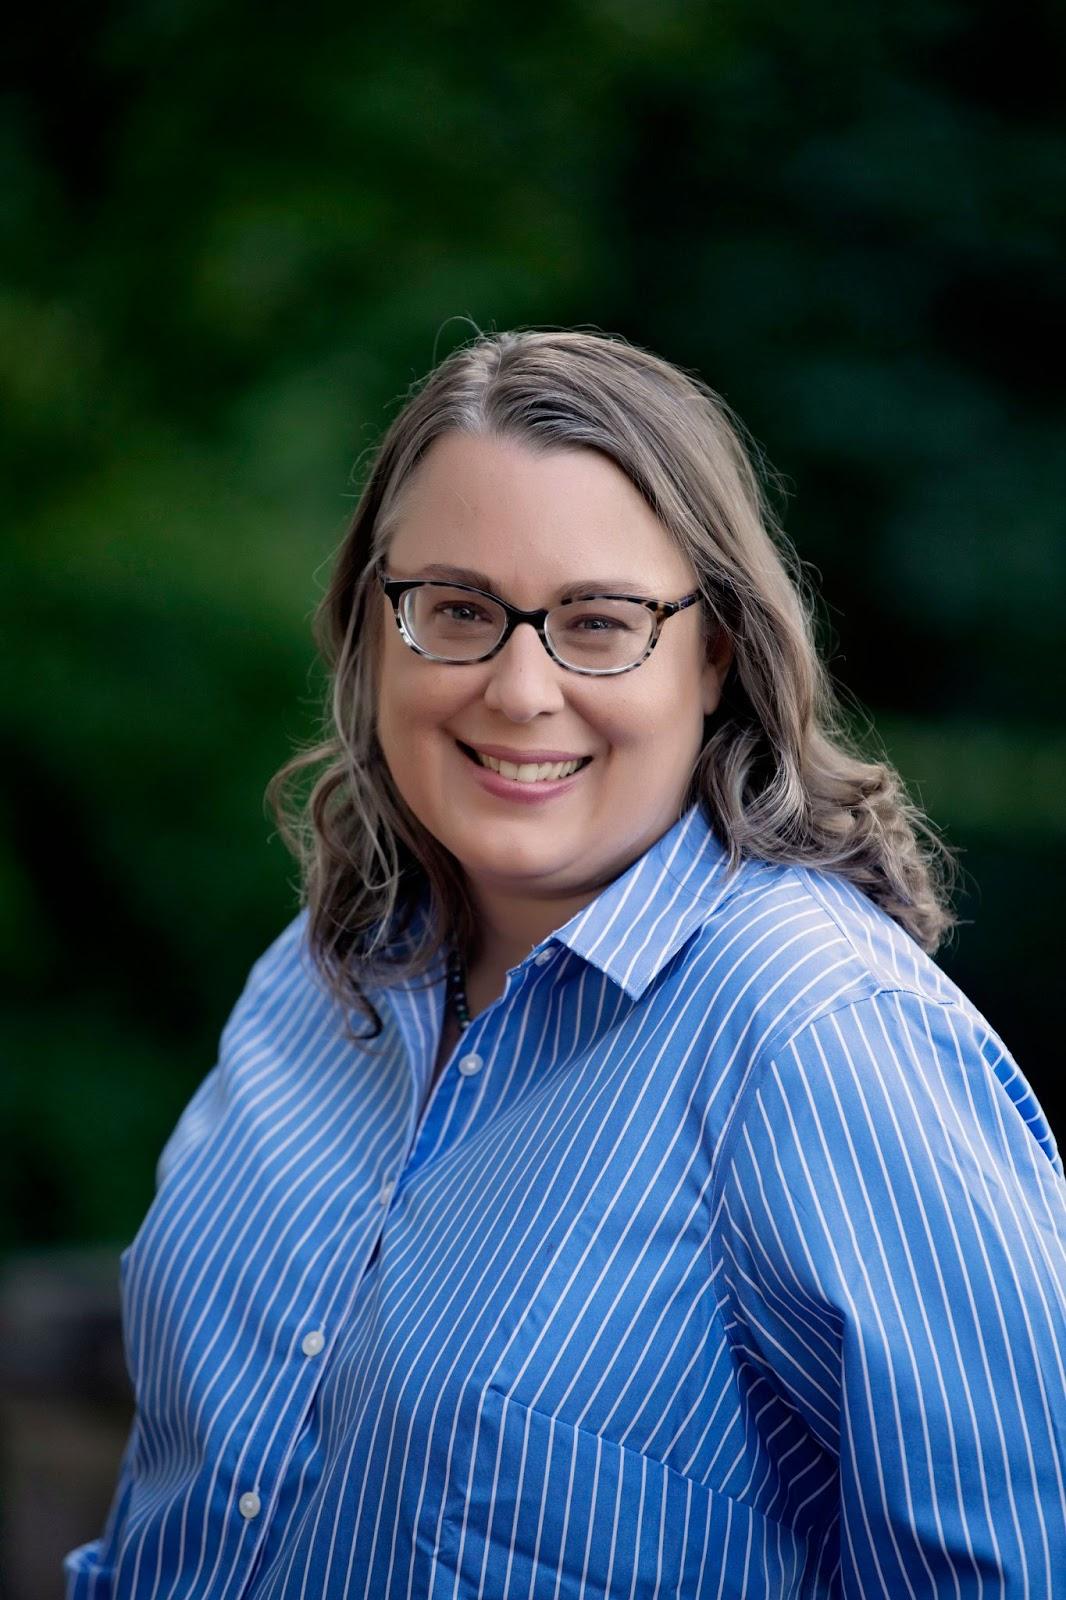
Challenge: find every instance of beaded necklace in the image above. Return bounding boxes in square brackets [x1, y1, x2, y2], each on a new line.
[446, 945, 471, 1032]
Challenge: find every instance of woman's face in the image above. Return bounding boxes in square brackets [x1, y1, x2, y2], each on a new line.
[375, 432, 732, 914]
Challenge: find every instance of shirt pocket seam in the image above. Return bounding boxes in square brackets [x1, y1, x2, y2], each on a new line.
[477, 1380, 805, 1536]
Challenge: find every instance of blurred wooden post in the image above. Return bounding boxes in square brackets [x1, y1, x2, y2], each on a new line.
[0, 1249, 132, 1600]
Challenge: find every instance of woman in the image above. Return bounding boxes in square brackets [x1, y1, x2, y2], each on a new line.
[66, 329, 1066, 1598]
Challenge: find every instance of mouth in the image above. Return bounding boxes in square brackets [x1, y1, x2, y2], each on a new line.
[455, 740, 594, 786]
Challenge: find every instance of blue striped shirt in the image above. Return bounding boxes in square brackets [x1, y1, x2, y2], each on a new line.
[65, 803, 1066, 1598]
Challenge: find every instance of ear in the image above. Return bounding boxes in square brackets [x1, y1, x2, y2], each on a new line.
[700, 627, 734, 717]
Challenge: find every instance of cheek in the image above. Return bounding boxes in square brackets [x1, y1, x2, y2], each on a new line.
[594, 664, 701, 748]
[378, 651, 472, 745]
[595, 683, 707, 772]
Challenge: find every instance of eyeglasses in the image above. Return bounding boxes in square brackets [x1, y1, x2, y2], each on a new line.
[376, 565, 703, 676]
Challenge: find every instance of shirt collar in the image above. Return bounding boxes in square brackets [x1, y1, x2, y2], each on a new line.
[382, 803, 736, 1004]
[550, 803, 736, 1000]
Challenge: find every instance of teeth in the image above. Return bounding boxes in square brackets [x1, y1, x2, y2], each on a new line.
[474, 751, 584, 782]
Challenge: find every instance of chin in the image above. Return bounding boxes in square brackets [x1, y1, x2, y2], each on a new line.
[457, 836, 562, 879]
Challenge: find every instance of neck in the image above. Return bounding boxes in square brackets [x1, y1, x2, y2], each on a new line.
[465, 882, 599, 977]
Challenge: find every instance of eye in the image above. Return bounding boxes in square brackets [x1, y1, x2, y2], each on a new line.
[436, 601, 492, 623]
[567, 613, 629, 632]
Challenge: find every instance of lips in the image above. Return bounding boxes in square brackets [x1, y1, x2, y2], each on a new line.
[455, 740, 593, 779]
[458, 741, 593, 766]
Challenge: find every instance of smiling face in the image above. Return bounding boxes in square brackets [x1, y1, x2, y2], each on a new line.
[375, 431, 732, 938]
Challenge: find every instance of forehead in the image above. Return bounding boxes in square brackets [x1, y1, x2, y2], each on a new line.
[383, 432, 695, 596]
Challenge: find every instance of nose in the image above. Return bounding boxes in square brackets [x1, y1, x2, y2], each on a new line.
[481, 622, 568, 721]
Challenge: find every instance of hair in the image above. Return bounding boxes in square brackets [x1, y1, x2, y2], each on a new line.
[267, 327, 960, 1041]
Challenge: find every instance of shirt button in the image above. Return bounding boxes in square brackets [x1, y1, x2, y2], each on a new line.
[238, 1490, 261, 1520]
[301, 1329, 325, 1358]
[534, 949, 553, 965]
[379, 1176, 395, 1205]
[458, 1052, 483, 1076]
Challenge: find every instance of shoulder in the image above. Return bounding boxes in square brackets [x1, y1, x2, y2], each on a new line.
[681, 845, 974, 1047]
[676, 852, 941, 1067]
[244, 907, 313, 991]
[717, 979, 1062, 1200]
[216, 906, 347, 1056]
[685, 851, 960, 1011]
[679, 853, 1061, 1178]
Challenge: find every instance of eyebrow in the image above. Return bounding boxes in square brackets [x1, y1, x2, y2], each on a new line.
[404, 562, 653, 601]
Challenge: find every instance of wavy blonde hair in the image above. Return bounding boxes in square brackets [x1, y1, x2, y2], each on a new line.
[268, 328, 959, 1041]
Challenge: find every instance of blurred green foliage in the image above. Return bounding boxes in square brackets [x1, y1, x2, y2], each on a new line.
[3, 0, 1064, 1251]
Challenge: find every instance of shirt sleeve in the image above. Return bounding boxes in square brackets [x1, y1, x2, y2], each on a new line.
[62, 1062, 228, 1595]
[62, 914, 311, 1596]
[713, 988, 1066, 1598]
[62, 1419, 139, 1599]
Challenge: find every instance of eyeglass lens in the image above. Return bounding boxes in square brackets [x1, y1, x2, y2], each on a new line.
[400, 585, 655, 670]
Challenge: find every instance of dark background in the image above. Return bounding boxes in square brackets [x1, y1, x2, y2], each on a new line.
[2, 0, 1064, 1584]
